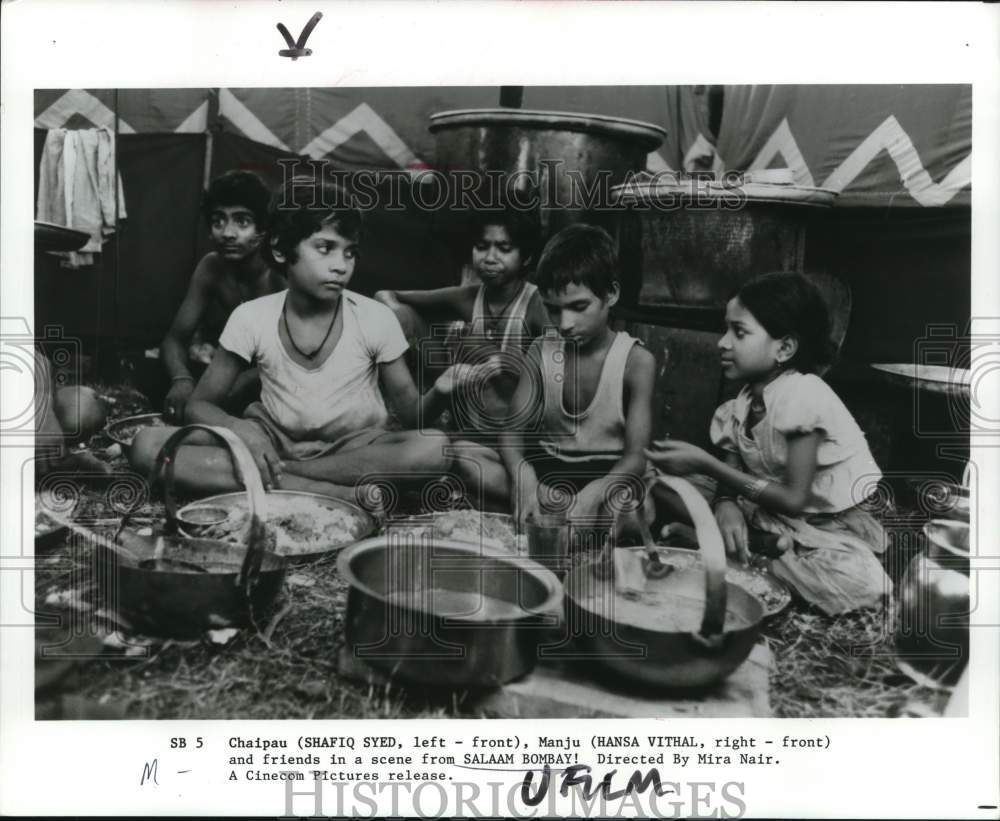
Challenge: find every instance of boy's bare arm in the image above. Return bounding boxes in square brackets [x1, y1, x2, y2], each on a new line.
[611, 344, 657, 479]
[186, 348, 284, 488]
[377, 355, 446, 428]
[379, 353, 505, 431]
[184, 348, 245, 426]
[374, 285, 475, 322]
[161, 254, 217, 380]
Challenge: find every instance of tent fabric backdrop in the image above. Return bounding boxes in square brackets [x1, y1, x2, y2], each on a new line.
[714, 85, 972, 207]
[32, 86, 972, 363]
[34, 85, 971, 207]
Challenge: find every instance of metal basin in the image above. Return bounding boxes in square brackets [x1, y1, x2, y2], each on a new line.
[338, 536, 562, 687]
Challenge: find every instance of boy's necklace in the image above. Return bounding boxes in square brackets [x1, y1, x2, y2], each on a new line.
[482, 283, 523, 337]
[282, 298, 340, 360]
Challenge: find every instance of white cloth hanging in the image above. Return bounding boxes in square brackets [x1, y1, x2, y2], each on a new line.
[36, 127, 126, 267]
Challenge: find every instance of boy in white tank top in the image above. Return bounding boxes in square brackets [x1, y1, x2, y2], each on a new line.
[375, 210, 549, 508]
[490, 224, 657, 529]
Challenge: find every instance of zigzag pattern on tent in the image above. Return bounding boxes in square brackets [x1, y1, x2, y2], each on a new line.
[35, 90, 138, 134]
[744, 116, 971, 206]
[34, 91, 971, 207]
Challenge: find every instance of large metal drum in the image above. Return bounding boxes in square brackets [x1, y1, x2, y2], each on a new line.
[430, 108, 665, 244]
[612, 178, 837, 307]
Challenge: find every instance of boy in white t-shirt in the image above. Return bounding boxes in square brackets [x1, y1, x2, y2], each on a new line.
[131, 176, 498, 505]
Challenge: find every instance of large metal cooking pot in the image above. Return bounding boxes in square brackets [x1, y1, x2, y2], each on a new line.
[338, 535, 562, 687]
[100, 425, 286, 637]
[430, 108, 665, 239]
[563, 476, 764, 689]
[612, 177, 837, 307]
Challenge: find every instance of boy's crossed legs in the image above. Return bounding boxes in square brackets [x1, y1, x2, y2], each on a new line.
[130, 426, 451, 507]
[451, 440, 653, 532]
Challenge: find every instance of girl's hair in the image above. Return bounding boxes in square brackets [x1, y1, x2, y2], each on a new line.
[202, 170, 271, 228]
[735, 272, 835, 374]
[465, 206, 541, 266]
[263, 175, 362, 270]
[535, 223, 618, 299]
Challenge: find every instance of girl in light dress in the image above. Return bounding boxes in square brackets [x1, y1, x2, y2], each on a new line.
[647, 272, 892, 615]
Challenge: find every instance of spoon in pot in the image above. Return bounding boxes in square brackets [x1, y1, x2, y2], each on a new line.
[636, 512, 672, 580]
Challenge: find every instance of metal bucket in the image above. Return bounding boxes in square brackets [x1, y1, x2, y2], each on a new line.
[100, 425, 286, 637]
[111, 539, 286, 637]
[338, 535, 562, 687]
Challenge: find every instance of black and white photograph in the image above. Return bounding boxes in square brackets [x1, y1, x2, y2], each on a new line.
[2, 2, 998, 819]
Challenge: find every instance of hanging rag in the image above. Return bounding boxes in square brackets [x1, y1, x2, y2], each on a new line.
[36, 128, 126, 268]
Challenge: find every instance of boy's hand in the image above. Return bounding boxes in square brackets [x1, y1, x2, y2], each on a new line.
[164, 378, 194, 423]
[714, 499, 749, 564]
[231, 419, 284, 491]
[568, 480, 608, 524]
[644, 439, 711, 476]
[434, 356, 502, 396]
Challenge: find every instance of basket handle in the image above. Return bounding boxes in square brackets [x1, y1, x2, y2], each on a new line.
[653, 475, 728, 644]
[152, 424, 270, 590]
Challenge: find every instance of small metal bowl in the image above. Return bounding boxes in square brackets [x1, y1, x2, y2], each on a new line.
[176, 506, 230, 529]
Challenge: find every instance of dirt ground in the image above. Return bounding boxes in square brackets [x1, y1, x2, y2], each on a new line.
[31, 385, 954, 720]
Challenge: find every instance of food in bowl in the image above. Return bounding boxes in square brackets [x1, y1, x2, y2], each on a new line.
[582, 583, 755, 633]
[187, 495, 361, 556]
[393, 510, 518, 552]
[645, 548, 791, 616]
[435, 510, 516, 548]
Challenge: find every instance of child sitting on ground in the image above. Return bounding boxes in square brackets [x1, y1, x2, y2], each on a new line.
[34, 351, 110, 478]
[646, 271, 891, 615]
[131, 176, 498, 506]
[160, 170, 285, 423]
[375, 208, 548, 508]
[493, 224, 656, 529]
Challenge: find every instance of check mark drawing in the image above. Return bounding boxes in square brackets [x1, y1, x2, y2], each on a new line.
[277, 12, 323, 60]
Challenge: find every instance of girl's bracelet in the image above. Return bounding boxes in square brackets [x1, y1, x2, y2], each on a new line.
[711, 495, 739, 511]
[742, 477, 769, 502]
[171, 375, 194, 383]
